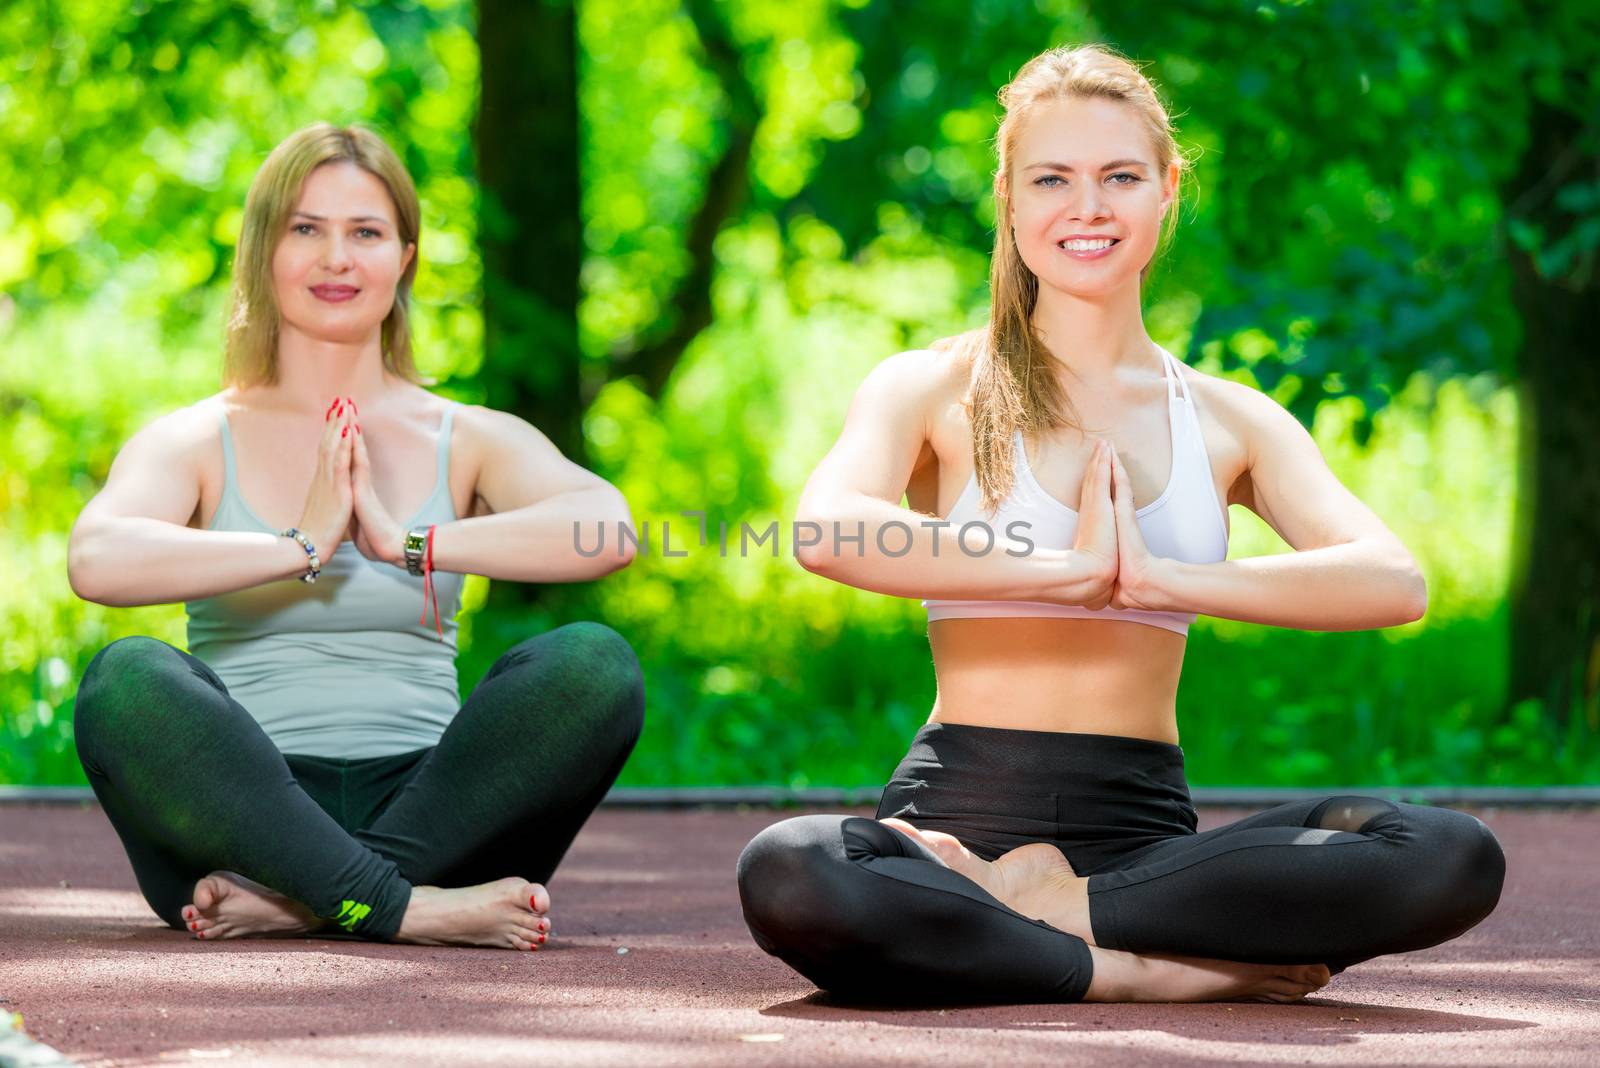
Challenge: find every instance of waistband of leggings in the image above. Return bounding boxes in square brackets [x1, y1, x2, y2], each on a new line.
[895, 721, 1188, 791]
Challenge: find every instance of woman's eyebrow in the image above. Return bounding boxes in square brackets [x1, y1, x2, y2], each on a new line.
[1024, 159, 1149, 172]
[290, 211, 392, 224]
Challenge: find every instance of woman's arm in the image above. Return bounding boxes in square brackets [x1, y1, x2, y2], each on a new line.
[794, 349, 1105, 605]
[1133, 380, 1426, 630]
[68, 406, 311, 607]
[423, 406, 636, 583]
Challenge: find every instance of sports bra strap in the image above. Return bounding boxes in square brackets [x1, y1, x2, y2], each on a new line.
[1161, 346, 1186, 404]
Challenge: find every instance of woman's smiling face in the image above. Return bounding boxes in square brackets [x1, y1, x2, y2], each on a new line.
[1006, 95, 1177, 300]
[271, 160, 415, 345]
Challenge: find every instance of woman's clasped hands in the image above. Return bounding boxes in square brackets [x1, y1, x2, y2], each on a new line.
[1069, 438, 1169, 612]
[296, 396, 409, 568]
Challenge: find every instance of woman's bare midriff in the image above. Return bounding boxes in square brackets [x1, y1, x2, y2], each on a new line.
[926, 616, 1186, 744]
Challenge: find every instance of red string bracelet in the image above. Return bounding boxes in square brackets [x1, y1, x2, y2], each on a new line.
[418, 524, 442, 639]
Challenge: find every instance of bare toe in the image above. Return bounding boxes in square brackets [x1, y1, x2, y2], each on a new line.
[192, 875, 224, 916]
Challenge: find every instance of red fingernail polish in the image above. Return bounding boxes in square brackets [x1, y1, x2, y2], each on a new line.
[342, 426, 349, 438]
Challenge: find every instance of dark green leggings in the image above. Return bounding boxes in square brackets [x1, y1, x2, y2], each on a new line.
[72, 622, 645, 941]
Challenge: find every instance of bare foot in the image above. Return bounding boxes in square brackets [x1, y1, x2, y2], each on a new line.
[183, 871, 327, 941]
[878, 818, 1336, 1004]
[1087, 946, 1333, 1003]
[879, 818, 1092, 942]
[395, 876, 552, 951]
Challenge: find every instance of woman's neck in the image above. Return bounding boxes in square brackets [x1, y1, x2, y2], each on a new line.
[1030, 284, 1159, 388]
[266, 324, 395, 410]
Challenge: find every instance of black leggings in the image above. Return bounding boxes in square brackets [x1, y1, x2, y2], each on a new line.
[736, 723, 1506, 1004]
[72, 622, 645, 941]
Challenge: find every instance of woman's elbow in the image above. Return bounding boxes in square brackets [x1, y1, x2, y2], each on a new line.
[602, 533, 638, 575]
[66, 529, 110, 605]
[792, 507, 838, 576]
[587, 498, 638, 577]
[1402, 567, 1428, 623]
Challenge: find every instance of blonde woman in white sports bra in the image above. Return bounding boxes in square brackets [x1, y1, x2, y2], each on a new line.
[734, 44, 1504, 1007]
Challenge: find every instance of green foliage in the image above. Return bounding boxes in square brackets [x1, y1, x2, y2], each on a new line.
[4, 0, 1597, 788]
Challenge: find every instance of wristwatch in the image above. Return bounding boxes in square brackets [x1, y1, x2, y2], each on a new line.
[403, 527, 429, 576]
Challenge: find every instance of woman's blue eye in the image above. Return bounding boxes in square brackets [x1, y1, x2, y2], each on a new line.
[294, 223, 316, 234]
[356, 228, 380, 238]
[1034, 173, 1141, 187]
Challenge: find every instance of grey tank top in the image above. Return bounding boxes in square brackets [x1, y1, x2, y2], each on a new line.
[185, 404, 466, 758]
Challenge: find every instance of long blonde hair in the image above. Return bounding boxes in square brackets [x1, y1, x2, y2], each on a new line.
[964, 43, 1192, 513]
[223, 123, 423, 387]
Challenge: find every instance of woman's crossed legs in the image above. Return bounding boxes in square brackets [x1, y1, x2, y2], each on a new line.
[72, 622, 645, 948]
[737, 794, 1505, 1004]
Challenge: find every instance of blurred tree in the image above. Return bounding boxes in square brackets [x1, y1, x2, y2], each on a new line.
[5, 0, 1596, 750]
[1501, 90, 1600, 733]
[476, 0, 584, 465]
[612, 0, 758, 400]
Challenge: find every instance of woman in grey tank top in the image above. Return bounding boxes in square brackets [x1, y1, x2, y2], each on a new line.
[68, 123, 644, 951]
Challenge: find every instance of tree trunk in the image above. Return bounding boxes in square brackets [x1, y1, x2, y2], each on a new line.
[474, 0, 582, 615]
[474, 0, 584, 466]
[1504, 97, 1600, 733]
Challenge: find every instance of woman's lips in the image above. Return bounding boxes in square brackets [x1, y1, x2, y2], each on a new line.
[1056, 239, 1120, 261]
[310, 285, 360, 302]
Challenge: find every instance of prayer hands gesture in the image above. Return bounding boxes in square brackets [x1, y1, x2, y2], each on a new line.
[295, 397, 406, 568]
[1070, 439, 1166, 611]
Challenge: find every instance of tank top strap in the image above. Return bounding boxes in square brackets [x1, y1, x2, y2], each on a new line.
[433, 403, 455, 493]
[217, 408, 241, 500]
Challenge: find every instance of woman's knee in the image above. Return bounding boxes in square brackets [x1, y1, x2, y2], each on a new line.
[74, 636, 186, 741]
[553, 621, 645, 740]
[736, 815, 857, 950]
[1409, 806, 1506, 928]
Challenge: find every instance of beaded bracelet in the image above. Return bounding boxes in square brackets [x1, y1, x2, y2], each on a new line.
[280, 527, 322, 584]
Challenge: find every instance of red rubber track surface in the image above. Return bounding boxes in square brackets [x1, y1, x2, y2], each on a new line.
[2, 803, 1597, 1067]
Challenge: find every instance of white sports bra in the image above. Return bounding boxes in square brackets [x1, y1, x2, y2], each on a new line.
[922, 346, 1229, 637]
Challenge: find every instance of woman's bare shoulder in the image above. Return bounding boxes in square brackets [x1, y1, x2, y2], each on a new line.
[1171, 356, 1249, 425]
[885, 333, 979, 404]
[124, 392, 229, 458]
[918, 332, 983, 430]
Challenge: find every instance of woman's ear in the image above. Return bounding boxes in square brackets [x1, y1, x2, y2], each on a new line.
[400, 241, 417, 275]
